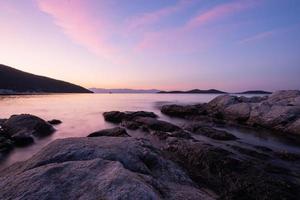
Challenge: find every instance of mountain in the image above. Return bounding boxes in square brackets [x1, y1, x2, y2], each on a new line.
[90, 88, 160, 94]
[0, 64, 92, 94]
[158, 89, 227, 94]
[236, 90, 272, 94]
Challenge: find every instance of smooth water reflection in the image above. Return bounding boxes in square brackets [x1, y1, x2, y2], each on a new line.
[1, 93, 299, 169]
[0, 93, 219, 168]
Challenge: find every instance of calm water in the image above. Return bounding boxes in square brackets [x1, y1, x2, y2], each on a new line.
[1, 93, 300, 168]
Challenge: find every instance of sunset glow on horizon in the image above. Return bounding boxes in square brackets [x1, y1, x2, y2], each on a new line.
[0, 0, 299, 91]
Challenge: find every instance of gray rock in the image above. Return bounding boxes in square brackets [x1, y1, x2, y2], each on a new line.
[206, 95, 239, 112]
[88, 127, 130, 137]
[0, 137, 215, 200]
[224, 103, 251, 122]
[267, 90, 300, 106]
[204, 90, 300, 134]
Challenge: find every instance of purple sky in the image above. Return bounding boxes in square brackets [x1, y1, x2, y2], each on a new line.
[0, 0, 299, 91]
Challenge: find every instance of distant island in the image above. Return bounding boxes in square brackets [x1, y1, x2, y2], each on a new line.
[0, 64, 92, 94]
[90, 88, 160, 94]
[235, 90, 272, 94]
[158, 89, 227, 94]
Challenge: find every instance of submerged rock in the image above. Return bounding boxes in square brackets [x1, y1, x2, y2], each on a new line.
[3, 114, 55, 138]
[0, 137, 215, 200]
[103, 111, 157, 123]
[88, 127, 130, 137]
[48, 119, 62, 125]
[134, 117, 181, 132]
[11, 134, 34, 147]
[0, 114, 55, 159]
[151, 130, 193, 140]
[0, 135, 13, 156]
[161, 104, 206, 117]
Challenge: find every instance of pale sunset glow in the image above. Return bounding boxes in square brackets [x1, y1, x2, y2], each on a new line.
[0, 0, 299, 91]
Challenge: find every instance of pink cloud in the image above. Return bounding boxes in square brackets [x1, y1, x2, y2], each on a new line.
[186, 0, 259, 30]
[35, 0, 116, 58]
[126, 0, 196, 32]
[137, 0, 261, 52]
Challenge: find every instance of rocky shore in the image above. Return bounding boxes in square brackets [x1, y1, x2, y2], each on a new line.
[0, 90, 300, 199]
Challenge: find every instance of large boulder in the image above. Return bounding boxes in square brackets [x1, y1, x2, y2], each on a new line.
[88, 127, 130, 137]
[206, 95, 239, 113]
[248, 103, 300, 132]
[103, 111, 157, 123]
[3, 114, 55, 138]
[267, 90, 300, 106]
[200, 90, 300, 134]
[0, 137, 215, 200]
[223, 103, 251, 122]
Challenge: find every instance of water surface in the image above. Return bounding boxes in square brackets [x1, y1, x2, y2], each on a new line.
[1, 93, 299, 169]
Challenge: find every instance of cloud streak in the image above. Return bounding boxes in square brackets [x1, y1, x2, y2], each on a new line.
[126, 0, 196, 32]
[36, 0, 116, 59]
[239, 31, 274, 44]
[137, 0, 261, 52]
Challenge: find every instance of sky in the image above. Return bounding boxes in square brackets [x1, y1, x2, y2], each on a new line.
[0, 0, 300, 92]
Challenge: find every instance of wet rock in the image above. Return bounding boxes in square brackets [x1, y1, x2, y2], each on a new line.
[286, 118, 300, 135]
[229, 145, 270, 160]
[164, 138, 300, 200]
[161, 104, 206, 117]
[0, 137, 215, 200]
[88, 127, 130, 137]
[3, 114, 55, 138]
[103, 111, 157, 123]
[185, 124, 237, 141]
[11, 134, 34, 147]
[48, 119, 62, 125]
[253, 145, 273, 152]
[134, 117, 181, 132]
[0, 119, 7, 126]
[120, 120, 140, 130]
[275, 151, 300, 161]
[0, 135, 13, 155]
[151, 130, 193, 140]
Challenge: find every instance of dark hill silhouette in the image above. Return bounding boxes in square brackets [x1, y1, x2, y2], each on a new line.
[0, 64, 92, 93]
[158, 89, 226, 94]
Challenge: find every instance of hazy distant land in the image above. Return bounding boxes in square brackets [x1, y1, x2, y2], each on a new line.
[89, 88, 160, 94]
